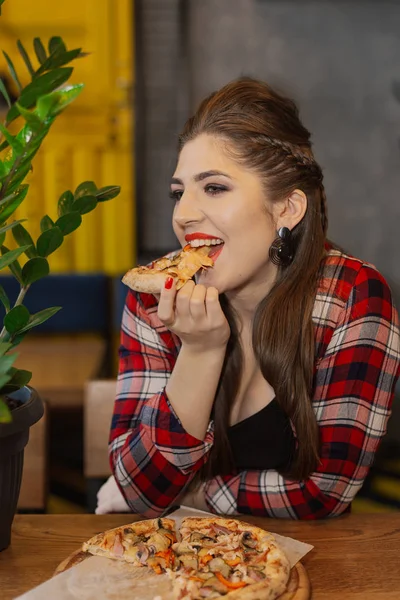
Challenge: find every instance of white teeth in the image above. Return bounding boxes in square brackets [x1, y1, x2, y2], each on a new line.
[188, 238, 223, 248]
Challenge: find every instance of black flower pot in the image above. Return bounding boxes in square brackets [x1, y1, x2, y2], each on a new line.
[0, 386, 44, 551]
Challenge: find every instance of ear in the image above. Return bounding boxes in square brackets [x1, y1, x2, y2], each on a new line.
[273, 189, 307, 230]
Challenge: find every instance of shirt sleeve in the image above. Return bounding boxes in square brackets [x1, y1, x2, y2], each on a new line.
[204, 265, 400, 519]
[109, 290, 214, 517]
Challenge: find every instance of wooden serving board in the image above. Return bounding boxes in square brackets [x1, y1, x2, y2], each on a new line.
[55, 550, 311, 600]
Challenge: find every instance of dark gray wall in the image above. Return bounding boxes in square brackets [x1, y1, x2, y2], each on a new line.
[137, 0, 400, 305]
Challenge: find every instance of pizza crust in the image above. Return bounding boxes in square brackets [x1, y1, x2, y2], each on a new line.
[122, 246, 215, 294]
[122, 270, 171, 294]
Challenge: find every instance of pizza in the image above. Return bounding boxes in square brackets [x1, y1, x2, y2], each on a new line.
[82, 517, 177, 569]
[82, 516, 291, 600]
[122, 245, 214, 294]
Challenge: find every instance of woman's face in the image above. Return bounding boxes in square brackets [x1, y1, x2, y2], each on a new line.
[171, 134, 279, 303]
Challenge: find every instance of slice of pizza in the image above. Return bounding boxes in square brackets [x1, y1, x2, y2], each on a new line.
[82, 517, 178, 571]
[122, 245, 215, 294]
[167, 517, 291, 600]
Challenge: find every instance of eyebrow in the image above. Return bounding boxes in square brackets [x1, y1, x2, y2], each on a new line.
[171, 170, 232, 185]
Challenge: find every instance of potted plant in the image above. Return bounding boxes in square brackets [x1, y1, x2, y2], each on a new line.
[0, 0, 121, 550]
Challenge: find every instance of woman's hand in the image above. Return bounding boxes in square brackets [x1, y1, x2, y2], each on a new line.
[158, 278, 230, 352]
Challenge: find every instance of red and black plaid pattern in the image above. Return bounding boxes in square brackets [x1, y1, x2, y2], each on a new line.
[109, 249, 400, 519]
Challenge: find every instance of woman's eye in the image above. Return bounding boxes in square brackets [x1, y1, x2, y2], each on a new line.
[204, 184, 227, 196]
[169, 190, 183, 202]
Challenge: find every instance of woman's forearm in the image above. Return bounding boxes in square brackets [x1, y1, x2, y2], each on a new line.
[166, 344, 227, 440]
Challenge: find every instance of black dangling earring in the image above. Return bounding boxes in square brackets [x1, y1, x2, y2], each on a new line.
[269, 227, 294, 267]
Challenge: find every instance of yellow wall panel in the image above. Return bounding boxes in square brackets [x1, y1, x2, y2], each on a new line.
[0, 0, 135, 275]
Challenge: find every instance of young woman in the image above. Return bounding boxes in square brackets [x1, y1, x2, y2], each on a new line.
[107, 77, 400, 519]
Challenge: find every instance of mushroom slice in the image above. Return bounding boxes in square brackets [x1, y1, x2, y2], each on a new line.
[240, 531, 258, 549]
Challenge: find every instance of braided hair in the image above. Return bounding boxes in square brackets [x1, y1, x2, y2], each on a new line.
[179, 77, 328, 481]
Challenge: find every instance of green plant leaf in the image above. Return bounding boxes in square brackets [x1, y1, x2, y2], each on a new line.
[1, 244, 24, 285]
[95, 185, 121, 201]
[49, 36, 66, 55]
[8, 368, 32, 386]
[57, 190, 74, 216]
[72, 194, 97, 215]
[15, 103, 43, 132]
[6, 67, 74, 125]
[0, 245, 31, 271]
[40, 215, 54, 232]
[6, 162, 33, 194]
[0, 342, 12, 357]
[0, 399, 12, 423]
[17, 39, 35, 78]
[56, 211, 82, 235]
[12, 223, 37, 258]
[18, 306, 61, 334]
[0, 219, 27, 237]
[33, 37, 47, 65]
[0, 79, 11, 108]
[36, 226, 63, 257]
[75, 180, 97, 199]
[3, 305, 30, 334]
[0, 123, 24, 155]
[2, 51, 22, 92]
[0, 284, 10, 312]
[0, 233, 5, 247]
[0, 160, 9, 179]
[8, 332, 27, 349]
[21, 256, 49, 285]
[36, 84, 84, 120]
[1, 245, 23, 284]
[1, 367, 32, 394]
[0, 185, 29, 224]
[36, 48, 82, 77]
[0, 353, 17, 376]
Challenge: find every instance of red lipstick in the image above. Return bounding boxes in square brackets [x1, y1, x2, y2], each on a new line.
[185, 232, 222, 242]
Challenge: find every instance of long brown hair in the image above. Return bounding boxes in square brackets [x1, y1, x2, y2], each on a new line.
[179, 77, 329, 481]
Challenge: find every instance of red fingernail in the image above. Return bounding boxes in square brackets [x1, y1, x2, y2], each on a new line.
[165, 277, 173, 289]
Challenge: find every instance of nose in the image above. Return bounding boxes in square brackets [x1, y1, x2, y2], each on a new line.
[173, 192, 204, 227]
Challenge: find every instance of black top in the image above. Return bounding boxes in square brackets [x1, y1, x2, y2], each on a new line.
[227, 398, 295, 471]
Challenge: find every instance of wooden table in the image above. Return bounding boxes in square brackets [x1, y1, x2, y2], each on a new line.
[1, 513, 399, 599]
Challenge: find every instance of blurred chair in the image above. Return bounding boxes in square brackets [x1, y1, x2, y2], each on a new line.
[84, 379, 116, 512]
[18, 400, 48, 511]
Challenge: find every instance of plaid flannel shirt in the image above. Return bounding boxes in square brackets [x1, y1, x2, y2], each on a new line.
[109, 248, 400, 519]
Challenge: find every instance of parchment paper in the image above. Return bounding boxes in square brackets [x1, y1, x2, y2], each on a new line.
[15, 506, 314, 600]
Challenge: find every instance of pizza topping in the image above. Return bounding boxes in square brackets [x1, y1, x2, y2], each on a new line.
[247, 567, 267, 581]
[240, 531, 258, 549]
[210, 523, 234, 536]
[208, 557, 231, 579]
[215, 572, 247, 590]
[112, 533, 125, 558]
[179, 553, 198, 571]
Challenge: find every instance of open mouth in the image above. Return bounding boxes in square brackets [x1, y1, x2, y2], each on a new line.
[208, 243, 224, 261]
